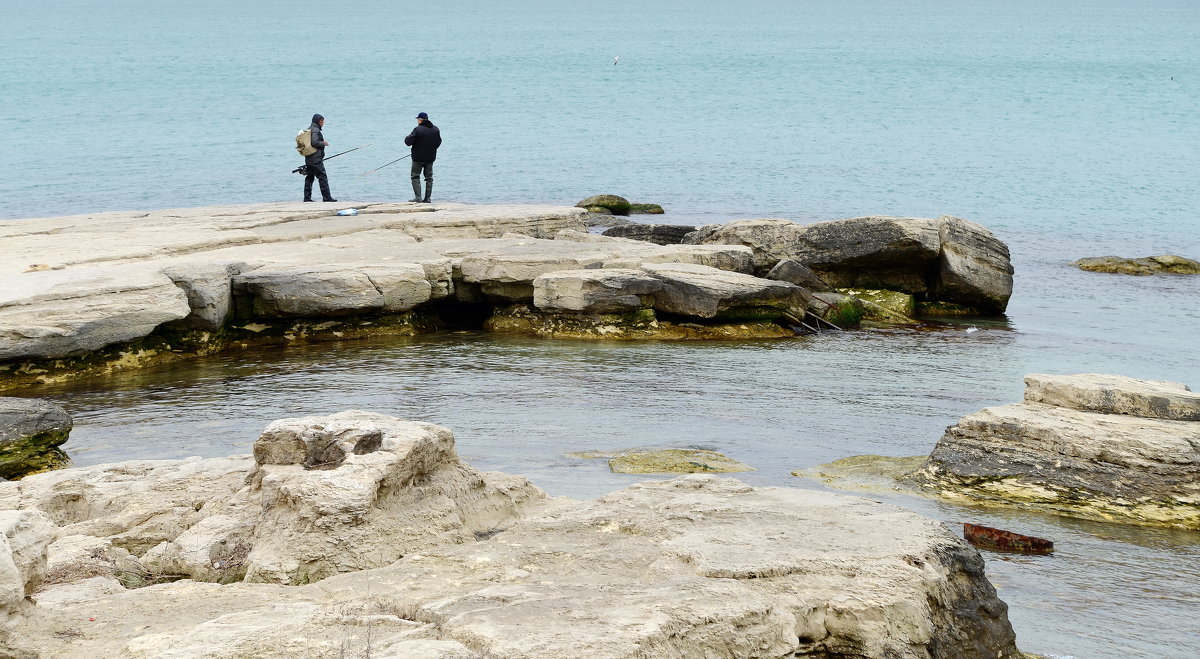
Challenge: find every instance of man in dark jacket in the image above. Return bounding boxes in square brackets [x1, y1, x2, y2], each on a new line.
[303, 113, 336, 202]
[405, 112, 442, 203]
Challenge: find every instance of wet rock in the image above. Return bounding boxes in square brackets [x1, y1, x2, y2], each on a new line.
[1072, 254, 1200, 275]
[629, 202, 665, 214]
[602, 223, 696, 245]
[686, 215, 1013, 313]
[913, 373, 1200, 529]
[0, 398, 72, 480]
[839, 288, 918, 324]
[575, 194, 632, 216]
[605, 449, 754, 473]
[642, 263, 807, 320]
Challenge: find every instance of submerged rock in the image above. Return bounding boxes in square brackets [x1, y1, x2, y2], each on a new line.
[629, 202, 665, 214]
[601, 223, 695, 244]
[605, 448, 754, 474]
[913, 373, 1200, 529]
[1072, 254, 1200, 275]
[0, 398, 72, 480]
[0, 412, 1022, 657]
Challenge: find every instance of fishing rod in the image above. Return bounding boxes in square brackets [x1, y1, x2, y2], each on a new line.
[359, 154, 411, 177]
[292, 143, 373, 174]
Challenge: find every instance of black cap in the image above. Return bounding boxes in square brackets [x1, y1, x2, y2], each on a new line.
[312, 113, 324, 123]
[416, 112, 428, 119]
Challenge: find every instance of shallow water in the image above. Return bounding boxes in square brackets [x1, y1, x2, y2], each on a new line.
[21, 324, 1200, 659]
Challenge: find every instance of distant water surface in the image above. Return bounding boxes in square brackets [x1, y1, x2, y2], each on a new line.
[6, 1, 1200, 658]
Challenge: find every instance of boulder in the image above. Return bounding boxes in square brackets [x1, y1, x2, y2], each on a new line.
[602, 223, 696, 245]
[144, 411, 549, 585]
[161, 261, 243, 330]
[0, 510, 55, 618]
[914, 374, 1200, 529]
[931, 216, 1014, 313]
[575, 194, 632, 216]
[1072, 254, 1200, 275]
[686, 216, 1013, 313]
[643, 263, 806, 320]
[0, 398, 72, 480]
[533, 269, 663, 313]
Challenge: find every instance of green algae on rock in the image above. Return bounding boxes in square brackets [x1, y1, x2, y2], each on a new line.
[603, 449, 755, 474]
[574, 194, 632, 216]
[0, 398, 73, 479]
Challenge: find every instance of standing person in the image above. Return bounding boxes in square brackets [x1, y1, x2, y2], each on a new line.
[405, 112, 442, 203]
[303, 113, 336, 202]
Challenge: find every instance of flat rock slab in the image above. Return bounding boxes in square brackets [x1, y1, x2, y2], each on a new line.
[606, 448, 755, 473]
[1072, 254, 1200, 275]
[1024, 372, 1200, 421]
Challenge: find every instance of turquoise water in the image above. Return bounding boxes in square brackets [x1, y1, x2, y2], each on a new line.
[6, 1, 1200, 657]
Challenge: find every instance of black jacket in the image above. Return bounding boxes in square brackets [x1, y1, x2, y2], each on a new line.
[405, 121, 442, 163]
[305, 121, 326, 166]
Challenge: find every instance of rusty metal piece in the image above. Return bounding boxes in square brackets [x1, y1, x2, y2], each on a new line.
[963, 523, 1054, 555]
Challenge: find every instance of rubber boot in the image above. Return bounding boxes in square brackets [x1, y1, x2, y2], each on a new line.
[410, 178, 423, 203]
[422, 181, 432, 203]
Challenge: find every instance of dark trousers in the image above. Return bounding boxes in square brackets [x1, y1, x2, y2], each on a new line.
[303, 162, 333, 201]
[410, 161, 433, 200]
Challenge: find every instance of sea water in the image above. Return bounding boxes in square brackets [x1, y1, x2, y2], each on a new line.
[5, 1, 1200, 657]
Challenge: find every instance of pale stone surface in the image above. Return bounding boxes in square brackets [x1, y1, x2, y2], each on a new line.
[533, 268, 662, 313]
[915, 375, 1200, 529]
[1024, 373, 1200, 421]
[1072, 254, 1200, 275]
[642, 263, 807, 318]
[0, 510, 55, 616]
[233, 264, 432, 317]
[161, 261, 244, 330]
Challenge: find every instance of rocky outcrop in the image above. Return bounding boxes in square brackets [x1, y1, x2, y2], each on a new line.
[685, 215, 1013, 313]
[914, 373, 1200, 529]
[575, 194, 632, 216]
[1072, 254, 1200, 275]
[602, 223, 695, 244]
[0, 412, 1021, 657]
[0, 398, 72, 480]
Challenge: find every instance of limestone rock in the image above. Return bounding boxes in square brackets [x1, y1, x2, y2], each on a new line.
[915, 374, 1200, 529]
[765, 258, 834, 292]
[1024, 373, 1200, 421]
[575, 194, 632, 216]
[533, 269, 662, 313]
[686, 216, 1013, 313]
[161, 261, 243, 330]
[0, 398, 72, 480]
[1072, 254, 1200, 275]
[147, 411, 550, 586]
[606, 449, 755, 473]
[931, 216, 1014, 313]
[233, 264, 432, 317]
[602, 223, 696, 245]
[0, 511, 55, 614]
[643, 263, 806, 320]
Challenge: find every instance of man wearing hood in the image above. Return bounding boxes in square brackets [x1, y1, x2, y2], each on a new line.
[405, 112, 442, 203]
[303, 113, 336, 202]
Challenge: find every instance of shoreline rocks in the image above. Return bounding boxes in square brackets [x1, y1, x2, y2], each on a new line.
[1072, 254, 1200, 275]
[0, 398, 72, 480]
[913, 373, 1200, 529]
[0, 411, 1022, 658]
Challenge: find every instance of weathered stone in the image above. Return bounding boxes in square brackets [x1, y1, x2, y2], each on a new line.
[233, 264, 432, 317]
[932, 216, 1013, 313]
[765, 258, 834, 292]
[485, 304, 797, 340]
[533, 269, 662, 313]
[839, 288, 918, 324]
[0, 398, 72, 480]
[1024, 373, 1200, 421]
[602, 223, 696, 245]
[607, 449, 754, 473]
[643, 263, 807, 320]
[808, 292, 864, 328]
[575, 194, 632, 216]
[914, 375, 1200, 529]
[160, 261, 242, 330]
[629, 202, 665, 214]
[1072, 254, 1200, 275]
[0, 510, 55, 615]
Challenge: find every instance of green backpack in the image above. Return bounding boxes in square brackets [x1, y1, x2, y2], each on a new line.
[295, 129, 317, 157]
